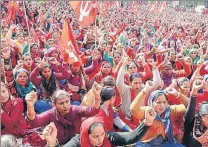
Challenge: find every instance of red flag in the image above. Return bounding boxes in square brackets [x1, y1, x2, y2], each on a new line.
[60, 19, 79, 64]
[70, 1, 97, 29]
[8, 1, 19, 22]
[149, 1, 159, 13]
[159, 2, 167, 14]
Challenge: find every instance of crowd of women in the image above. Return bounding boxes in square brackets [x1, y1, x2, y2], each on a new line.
[1, 1, 208, 147]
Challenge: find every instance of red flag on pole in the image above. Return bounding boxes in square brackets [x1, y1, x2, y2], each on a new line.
[60, 19, 80, 64]
[70, 1, 97, 29]
[8, 1, 19, 22]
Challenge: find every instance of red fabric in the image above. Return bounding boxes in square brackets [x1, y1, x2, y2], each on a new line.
[156, 54, 162, 66]
[174, 62, 192, 78]
[1, 97, 31, 136]
[88, 61, 102, 80]
[114, 88, 121, 107]
[92, 62, 117, 84]
[22, 132, 46, 146]
[196, 91, 208, 110]
[199, 65, 208, 75]
[130, 88, 136, 102]
[96, 107, 114, 132]
[76, 29, 85, 41]
[167, 94, 182, 105]
[8, 1, 19, 22]
[60, 19, 80, 64]
[80, 53, 90, 65]
[80, 116, 111, 147]
[127, 47, 134, 59]
[70, 1, 97, 29]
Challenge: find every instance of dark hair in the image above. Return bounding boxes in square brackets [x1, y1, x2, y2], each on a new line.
[101, 61, 112, 68]
[22, 53, 32, 60]
[40, 65, 57, 96]
[16, 33, 24, 37]
[103, 76, 116, 87]
[100, 87, 116, 103]
[152, 93, 168, 102]
[126, 61, 139, 71]
[129, 73, 142, 83]
[30, 43, 39, 50]
[113, 51, 122, 57]
[177, 77, 189, 87]
[88, 122, 104, 134]
[51, 89, 71, 103]
[1, 135, 19, 147]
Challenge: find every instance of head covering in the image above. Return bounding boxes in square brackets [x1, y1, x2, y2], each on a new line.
[72, 61, 81, 68]
[46, 47, 62, 63]
[80, 116, 111, 147]
[161, 63, 174, 87]
[148, 90, 176, 143]
[188, 48, 200, 64]
[14, 69, 34, 98]
[100, 61, 112, 76]
[100, 87, 116, 104]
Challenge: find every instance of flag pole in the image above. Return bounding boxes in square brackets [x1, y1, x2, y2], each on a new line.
[23, 1, 30, 37]
[95, 14, 97, 49]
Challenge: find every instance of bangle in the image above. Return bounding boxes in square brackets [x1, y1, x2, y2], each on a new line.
[47, 139, 59, 147]
[176, 92, 180, 99]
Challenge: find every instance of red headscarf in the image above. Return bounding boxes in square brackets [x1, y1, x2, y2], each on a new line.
[80, 116, 111, 147]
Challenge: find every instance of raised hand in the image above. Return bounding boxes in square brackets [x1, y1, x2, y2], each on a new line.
[16, 60, 23, 69]
[38, 58, 48, 68]
[42, 122, 57, 147]
[1, 47, 11, 59]
[92, 51, 98, 60]
[165, 87, 179, 97]
[191, 79, 204, 95]
[49, 57, 60, 66]
[143, 81, 155, 94]
[122, 56, 129, 66]
[163, 55, 170, 64]
[92, 82, 103, 102]
[144, 107, 156, 126]
[25, 91, 38, 108]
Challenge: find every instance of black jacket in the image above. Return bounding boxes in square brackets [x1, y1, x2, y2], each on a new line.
[63, 121, 149, 147]
[182, 96, 202, 147]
